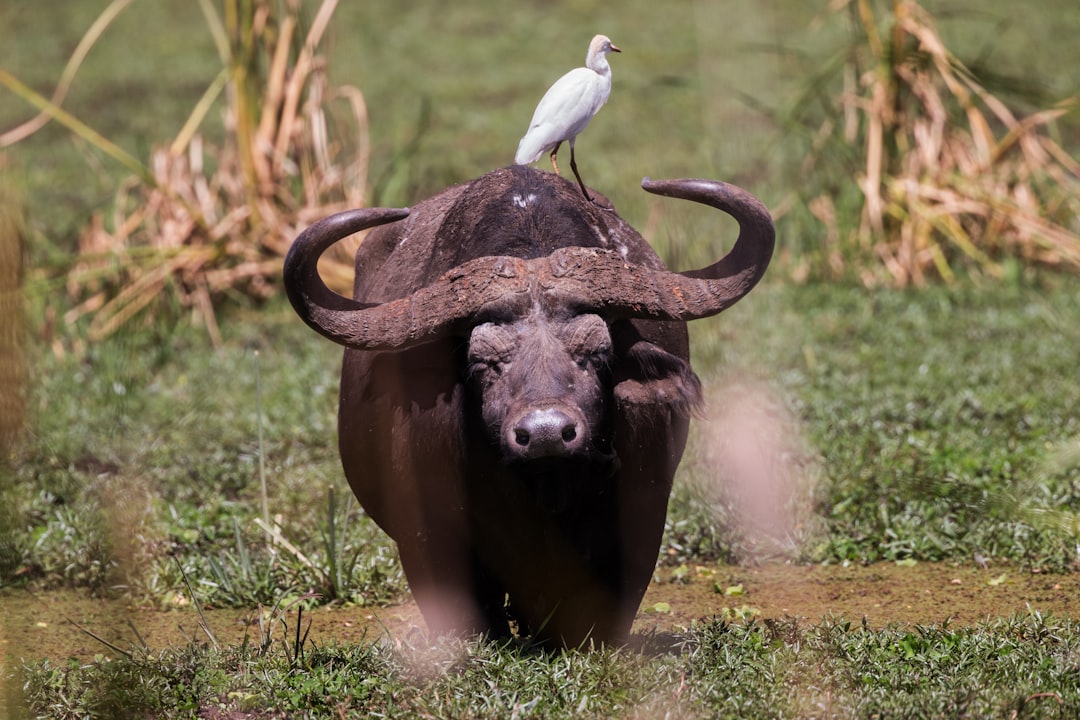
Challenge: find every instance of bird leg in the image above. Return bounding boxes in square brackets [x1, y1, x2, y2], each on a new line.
[569, 144, 592, 202]
[549, 142, 562, 175]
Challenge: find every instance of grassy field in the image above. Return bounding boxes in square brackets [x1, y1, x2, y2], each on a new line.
[6, 281, 1080, 600]
[4, 280, 1080, 717]
[3, 0, 1080, 717]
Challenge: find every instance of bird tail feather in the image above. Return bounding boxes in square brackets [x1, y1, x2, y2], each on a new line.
[515, 134, 544, 165]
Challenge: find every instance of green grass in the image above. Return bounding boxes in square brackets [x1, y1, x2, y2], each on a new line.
[5, 259, 1080, 720]
[666, 279, 1080, 570]
[4, 307, 406, 607]
[5, 281, 1078, 606]
[15, 612, 1080, 718]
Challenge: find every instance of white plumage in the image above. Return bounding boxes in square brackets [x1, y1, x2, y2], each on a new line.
[515, 34, 620, 200]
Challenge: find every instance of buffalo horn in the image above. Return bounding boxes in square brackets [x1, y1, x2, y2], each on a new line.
[284, 179, 774, 350]
[285, 207, 533, 350]
[284, 207, 410, 346]
[613, 177, 775, 319]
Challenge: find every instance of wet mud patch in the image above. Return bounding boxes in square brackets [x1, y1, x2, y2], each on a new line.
[635, 561, 1080, 633]
[2, 562, 1077, 664]
[0, 591, 426, 666]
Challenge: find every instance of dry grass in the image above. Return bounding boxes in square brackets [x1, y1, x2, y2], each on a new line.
[0, 170, 26, 452]
[2, 0, 369, 344]
[6, 0, 1078, 345]
[794, 0, 1080, 285]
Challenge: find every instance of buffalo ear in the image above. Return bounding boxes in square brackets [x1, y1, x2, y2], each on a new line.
[613, 342, 703, 417]
[609, 322, 702, 416]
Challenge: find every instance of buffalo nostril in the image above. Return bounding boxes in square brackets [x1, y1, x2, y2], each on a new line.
[508, 408, 585, 458]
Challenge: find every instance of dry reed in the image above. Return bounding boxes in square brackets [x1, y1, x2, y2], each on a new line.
[0, 171, 27, 451]
[2, 0, 369, 344]
[799, 0, 1080, 285]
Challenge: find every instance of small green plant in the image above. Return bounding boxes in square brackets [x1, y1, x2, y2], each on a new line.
[254, 486, 406, 607]
[319, 484, 361, 602]
[199, 517, 284, 606]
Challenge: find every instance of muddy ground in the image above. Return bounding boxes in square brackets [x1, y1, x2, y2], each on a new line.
[3, 562, 1078, 664]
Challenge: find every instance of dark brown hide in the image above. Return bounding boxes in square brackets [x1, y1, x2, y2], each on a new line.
[285, 165, 774, 646]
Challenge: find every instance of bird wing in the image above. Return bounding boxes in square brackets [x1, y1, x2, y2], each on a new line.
[529, 68, 609, 135]
[516, 68, 610, 164]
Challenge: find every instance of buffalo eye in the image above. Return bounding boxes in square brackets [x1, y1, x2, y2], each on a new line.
[564, 314, 612, 371]
[579, 351, 608, 371]
[467, 323, 515, 377]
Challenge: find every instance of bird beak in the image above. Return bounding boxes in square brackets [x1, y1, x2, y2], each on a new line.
[610, 44, 622, 53]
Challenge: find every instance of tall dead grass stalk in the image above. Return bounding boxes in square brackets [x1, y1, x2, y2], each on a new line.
[0, 171, 27, 452]
[797, 0, 1080, 285]
[1, 0, 369, 344]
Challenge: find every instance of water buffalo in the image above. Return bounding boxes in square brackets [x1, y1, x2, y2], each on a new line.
[284, 165, 774, 646]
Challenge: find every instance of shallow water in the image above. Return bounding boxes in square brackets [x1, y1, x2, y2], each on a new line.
[2, 562, 1077, 664]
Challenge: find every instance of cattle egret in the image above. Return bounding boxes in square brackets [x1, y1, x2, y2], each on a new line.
[515, 34, 620, 201]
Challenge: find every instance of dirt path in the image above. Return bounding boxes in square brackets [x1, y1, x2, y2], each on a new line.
[3, 562, 1078, 664]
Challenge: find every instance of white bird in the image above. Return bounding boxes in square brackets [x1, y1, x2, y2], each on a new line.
[515, 34, 621, 201]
